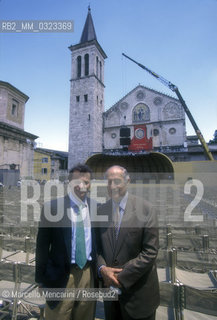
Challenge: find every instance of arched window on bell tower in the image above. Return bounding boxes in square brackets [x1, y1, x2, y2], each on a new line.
[84, 53, 89, 76]
[77, 56, 81, 78]
[100, 61, 102, 81]
[96, 56, 99, 78]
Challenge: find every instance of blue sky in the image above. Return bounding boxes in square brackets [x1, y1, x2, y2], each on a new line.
[0, 0, 217, 151]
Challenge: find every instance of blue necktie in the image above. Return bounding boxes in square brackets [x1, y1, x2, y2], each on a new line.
[114, 205, 121, 240]
[75, 206, 87, 269]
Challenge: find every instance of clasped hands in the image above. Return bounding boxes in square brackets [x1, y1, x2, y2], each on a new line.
[100, 266, 122, 288]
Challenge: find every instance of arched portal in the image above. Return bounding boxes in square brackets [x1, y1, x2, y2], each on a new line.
[86, 152, 174, 182]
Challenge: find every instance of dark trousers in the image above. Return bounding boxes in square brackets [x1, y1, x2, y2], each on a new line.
[104, 301, 156, 320]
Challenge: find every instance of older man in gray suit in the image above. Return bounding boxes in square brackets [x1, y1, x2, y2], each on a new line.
[97, 165, 160, 320]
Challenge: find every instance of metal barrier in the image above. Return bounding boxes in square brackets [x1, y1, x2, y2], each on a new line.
[1, 226, 217, 319]
[0, 260, 45, 319]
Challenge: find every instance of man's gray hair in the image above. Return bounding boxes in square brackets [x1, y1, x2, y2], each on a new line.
[105, 165, 130, 182]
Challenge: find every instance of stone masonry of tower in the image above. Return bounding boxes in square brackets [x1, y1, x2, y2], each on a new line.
[68, 8, 107, 169]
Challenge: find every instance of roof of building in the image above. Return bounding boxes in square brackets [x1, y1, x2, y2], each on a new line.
[0, 121, 38, 141]
[68, 7, 107, 59]
[36, 147, 68, 158]
[0, 80, 29, 102]
[34, 148, 51, 156]
[80, 6, 97, 43]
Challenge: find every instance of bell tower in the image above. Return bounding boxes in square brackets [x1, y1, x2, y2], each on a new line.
[68, 7, 107, 169]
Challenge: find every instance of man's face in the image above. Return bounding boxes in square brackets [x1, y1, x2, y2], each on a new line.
[107, 167, 129, 202]
[70, 171, 91, 201]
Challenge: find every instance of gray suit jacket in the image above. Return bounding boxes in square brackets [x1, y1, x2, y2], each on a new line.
[96, 193, 160, 318]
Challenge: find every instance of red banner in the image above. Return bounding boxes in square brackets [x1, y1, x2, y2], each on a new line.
[128, 125, 153, 151]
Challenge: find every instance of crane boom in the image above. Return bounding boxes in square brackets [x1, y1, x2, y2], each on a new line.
[122, 53, 214, 161]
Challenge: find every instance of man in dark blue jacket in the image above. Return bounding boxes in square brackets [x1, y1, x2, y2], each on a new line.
[35, 164, 97, 320]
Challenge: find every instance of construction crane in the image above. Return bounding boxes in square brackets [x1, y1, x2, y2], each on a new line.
[122, 53, 214, 161]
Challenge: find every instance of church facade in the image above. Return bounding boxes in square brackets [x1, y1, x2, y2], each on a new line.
[103, 85, 185, 152]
